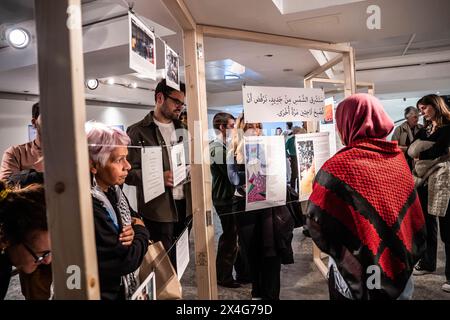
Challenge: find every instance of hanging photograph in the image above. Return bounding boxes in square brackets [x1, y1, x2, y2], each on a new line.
[319, 97, 339, 156]
[246, 142, 267, 203]
[295, 132, 331, 201]
[245, 136, 286, 211]
[129, 12, 156, 80]
[165, 44, 180, 91]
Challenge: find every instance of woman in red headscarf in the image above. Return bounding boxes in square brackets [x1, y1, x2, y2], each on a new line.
[307, 93, 426, 300]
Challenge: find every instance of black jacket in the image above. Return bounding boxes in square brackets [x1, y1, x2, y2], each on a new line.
[126, 111, 192, 222]
[210, 139, 235, 206]
[92, 189, 149, 300]
[415, 124, 450, 160]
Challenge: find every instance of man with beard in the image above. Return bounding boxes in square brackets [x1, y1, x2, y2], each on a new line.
[126, 79, 191, 269]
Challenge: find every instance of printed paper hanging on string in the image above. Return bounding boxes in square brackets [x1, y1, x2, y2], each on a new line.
[295, 132, 331, 201]
[245, 136, 286, 211]
[129, 12, 156, 80]
[165, 44, 180, 91]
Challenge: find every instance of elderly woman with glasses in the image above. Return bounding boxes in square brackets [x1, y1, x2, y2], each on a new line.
[0, 180, 51, 299]
[86, 122, 149, 300]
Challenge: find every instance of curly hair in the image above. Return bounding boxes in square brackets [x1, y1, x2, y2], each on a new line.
[0, 180, 47, 246]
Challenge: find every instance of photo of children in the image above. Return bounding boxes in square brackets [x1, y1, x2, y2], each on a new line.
[297, 140, 316, 197]
[245, 143, 267, 203]
[131, 18, 155, 64]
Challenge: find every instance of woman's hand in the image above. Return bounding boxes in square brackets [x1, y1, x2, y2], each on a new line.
[119, 225, 135, 246]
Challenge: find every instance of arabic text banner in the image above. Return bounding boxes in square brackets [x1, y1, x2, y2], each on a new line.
[243, 86, 325, 123]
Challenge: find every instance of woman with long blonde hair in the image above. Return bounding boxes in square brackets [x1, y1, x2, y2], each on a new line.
[227, 113, 294, 300]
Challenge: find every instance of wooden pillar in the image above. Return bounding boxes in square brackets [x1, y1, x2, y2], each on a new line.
[303, 79, 318, 133]
[183, 27, 218, 300]
[343, 47, 356, 97]
[34, 0, 99, 299]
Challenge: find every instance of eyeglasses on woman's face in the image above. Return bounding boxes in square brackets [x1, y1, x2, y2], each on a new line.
[23, 242, 51, 264]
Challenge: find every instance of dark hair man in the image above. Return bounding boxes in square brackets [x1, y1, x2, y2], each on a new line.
[126, 79, 190, 268]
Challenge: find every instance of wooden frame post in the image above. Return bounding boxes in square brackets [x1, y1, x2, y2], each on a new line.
[343, 47, 356, 97]
[304, 48, 357, 279]
[34, 0, 99, 299]
[168, 0, 358, 287]
[161, 0, 218, 300]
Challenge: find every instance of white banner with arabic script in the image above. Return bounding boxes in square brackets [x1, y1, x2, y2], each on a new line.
[243, 86, 325, 123]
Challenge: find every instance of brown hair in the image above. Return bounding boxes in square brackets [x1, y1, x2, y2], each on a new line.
[212, 112, 235, 130]
[0, 180, 47, 246]
[417, 94, 450, 128]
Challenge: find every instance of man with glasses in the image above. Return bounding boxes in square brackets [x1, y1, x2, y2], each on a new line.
[126, 79, 191, 269]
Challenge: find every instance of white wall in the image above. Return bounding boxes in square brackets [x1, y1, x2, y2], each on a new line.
[0, 99, 150, 157]
[0, 95, 423, 158]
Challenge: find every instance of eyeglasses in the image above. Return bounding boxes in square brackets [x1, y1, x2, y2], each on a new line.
[23, 243, 51, 264]
[164, 94, 186, 107]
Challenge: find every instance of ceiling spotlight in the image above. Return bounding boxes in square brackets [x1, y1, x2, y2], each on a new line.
[6, 27, 31, 49]
[107, 78, 115, 85]
[131, 82, 138, 89]
[86, 79, 99, 90]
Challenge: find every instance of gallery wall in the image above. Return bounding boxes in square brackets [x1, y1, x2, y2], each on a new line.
[0, 95, 423, 158]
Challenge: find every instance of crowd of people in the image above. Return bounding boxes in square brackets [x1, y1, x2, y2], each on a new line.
[0, 79, 449, 300]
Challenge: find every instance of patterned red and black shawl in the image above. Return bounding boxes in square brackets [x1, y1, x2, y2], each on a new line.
[307, 94, 426, 300]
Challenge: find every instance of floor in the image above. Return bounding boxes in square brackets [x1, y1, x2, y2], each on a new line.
[5, 212, 450, 300]
[180, 212, 450, 300]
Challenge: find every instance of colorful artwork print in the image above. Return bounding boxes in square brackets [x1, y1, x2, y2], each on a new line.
[245, 143, 267, 203]
[297, 140, 316, 196]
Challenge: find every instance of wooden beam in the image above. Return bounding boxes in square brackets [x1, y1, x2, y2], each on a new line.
[303, 79, 319, 133]
[183, 26, 218, 299]
[161, 0, 196, 31]
[34, 0, 99, 299]
[343, 47, 356, 97]
[201, 25, 352, 53]
[304, 55, 343, 81]
[310, 78, 373, 88]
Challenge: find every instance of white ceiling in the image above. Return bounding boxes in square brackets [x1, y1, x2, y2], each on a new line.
[0, 0, 449, 110]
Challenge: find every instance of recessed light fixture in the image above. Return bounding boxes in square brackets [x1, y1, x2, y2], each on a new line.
[5, 27, 31, 49]
[107, 78, 115, 85]
[86, 79, 99, 90]
[224, 74, 240, 80]
[436, 91, 440, 95]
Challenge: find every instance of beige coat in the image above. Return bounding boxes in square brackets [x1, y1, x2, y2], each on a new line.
[409, 139, 450, 217]
[391, 121, 422, 148]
